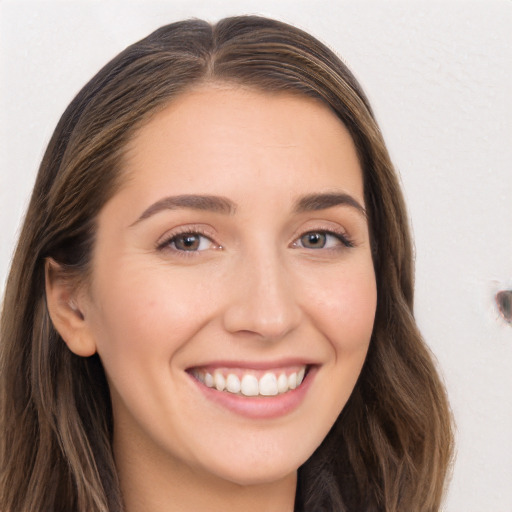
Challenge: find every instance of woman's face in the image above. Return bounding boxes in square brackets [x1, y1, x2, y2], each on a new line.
[81, 85, 377, 486]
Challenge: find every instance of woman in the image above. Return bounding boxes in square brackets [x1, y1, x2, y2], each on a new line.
[0, 15, 453, 512]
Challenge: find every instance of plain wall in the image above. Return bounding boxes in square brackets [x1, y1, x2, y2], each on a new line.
[1, 1, 511, 510]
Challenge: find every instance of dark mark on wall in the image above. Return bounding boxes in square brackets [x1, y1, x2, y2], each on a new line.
[496, 290, 512, 324]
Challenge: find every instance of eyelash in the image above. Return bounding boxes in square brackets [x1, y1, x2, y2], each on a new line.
[156, 227, 354, 257]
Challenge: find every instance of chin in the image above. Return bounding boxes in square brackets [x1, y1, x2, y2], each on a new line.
[210, 462, 299, 488]
[191, 436, 314, 488]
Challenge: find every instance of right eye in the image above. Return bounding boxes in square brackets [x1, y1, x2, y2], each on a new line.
[159, 232, 215, 252]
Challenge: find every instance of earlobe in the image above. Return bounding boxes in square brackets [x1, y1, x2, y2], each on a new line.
[44, 258, 97, 357]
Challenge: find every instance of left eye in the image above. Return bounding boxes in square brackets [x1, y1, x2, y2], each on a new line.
[295, 231, 346, 249]
[166, 233, 214, 252]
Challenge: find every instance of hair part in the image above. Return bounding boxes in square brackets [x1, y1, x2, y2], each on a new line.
[1, 16, 453, 511]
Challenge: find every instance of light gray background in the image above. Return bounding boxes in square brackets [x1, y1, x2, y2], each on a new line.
[1, 1, 511, 511]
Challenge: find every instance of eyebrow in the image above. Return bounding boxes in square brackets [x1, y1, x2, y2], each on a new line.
[293, 192, 366, 217]
[132, 191, 365, 226]
[132, 194, 236, 225]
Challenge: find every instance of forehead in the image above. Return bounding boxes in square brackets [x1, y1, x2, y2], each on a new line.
[120, 85, 364, 204]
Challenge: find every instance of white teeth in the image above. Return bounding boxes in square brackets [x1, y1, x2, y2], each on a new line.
[204, 372, 214, 388]
[195, 366, 308, 397]
[259, 373, 278, 396]
[297, 367, 305, 386]
[241, 374, 259, 396]
[277, 373, 288, 394]
[226, 374, 241, 393]
[214, 372, 225, 391]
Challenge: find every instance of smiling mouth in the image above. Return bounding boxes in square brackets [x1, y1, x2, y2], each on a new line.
[190, 365, 308, 397]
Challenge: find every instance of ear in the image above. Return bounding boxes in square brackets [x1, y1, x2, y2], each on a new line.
[45, 258, 97, 357]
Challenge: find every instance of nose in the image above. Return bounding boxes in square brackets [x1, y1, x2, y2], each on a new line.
[222, 249, 302, 341]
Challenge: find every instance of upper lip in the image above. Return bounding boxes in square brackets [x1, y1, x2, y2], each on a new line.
[186, 358, 317, 372]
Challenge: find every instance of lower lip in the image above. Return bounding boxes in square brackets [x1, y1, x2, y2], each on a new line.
[189, 367, 317, 419]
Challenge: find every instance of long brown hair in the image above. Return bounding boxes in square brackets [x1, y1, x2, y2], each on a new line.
[0, 16, 453, 511]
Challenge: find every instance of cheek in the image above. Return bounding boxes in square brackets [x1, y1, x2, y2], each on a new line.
[88, 261, 218, 369]
[293, 262, 376, 445]
[302, 262, 377, 352]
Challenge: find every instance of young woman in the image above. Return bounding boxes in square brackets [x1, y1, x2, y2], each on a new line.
[0, 16, 453, 512]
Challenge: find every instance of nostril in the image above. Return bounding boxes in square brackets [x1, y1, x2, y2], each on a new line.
[496, 290, 512, 324]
